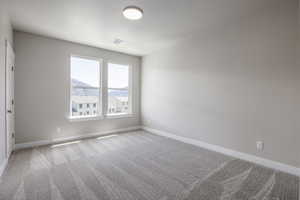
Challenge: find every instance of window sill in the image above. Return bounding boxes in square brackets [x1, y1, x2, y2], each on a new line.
[106, 113, 133, 119]
[68, 115, 104, 122]
[67, 113, 134, 122]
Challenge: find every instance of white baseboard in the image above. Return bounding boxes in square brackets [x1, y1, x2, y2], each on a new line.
[0, 158, 8, 179]
[142, 126, 300, 177]
[15, 126, 142, 151]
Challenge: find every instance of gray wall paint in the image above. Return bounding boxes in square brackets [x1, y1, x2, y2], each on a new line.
[0, 0, 13, 165]
[142, 0, 300, 167]
[14, 31, 141, 144]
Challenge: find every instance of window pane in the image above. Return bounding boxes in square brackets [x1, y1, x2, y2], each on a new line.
[71, 56, 100, 117]
[108, 63, 129, 88]
[108, 89, 129, 114]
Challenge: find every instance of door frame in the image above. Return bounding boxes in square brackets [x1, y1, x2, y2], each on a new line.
[5, 39, 15, 158]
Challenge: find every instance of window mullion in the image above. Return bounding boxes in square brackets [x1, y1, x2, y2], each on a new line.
[102, 60, 108, 117]
[99, 59, 103, 116]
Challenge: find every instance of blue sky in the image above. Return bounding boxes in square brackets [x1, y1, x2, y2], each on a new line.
[71, 57, 128, 88]
[108, 63, 128, 88]
[71, 57, 100, 87]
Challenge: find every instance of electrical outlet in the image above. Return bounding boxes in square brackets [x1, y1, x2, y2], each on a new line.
[256, 141, 264, 151]
[56, 127, 61, 133]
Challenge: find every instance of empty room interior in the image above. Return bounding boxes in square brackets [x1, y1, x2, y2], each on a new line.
[0, 0, 300, 199]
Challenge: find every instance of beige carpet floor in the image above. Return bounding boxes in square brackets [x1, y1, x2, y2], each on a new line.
[0, 130, 298, 200]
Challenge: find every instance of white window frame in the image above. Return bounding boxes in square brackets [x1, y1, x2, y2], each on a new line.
[69, 55, 103, 121]
[105, 61, 133, 118]
[68, 55, 133, 122]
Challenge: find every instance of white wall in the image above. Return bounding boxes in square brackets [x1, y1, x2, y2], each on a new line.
[0, 0, 13, 166]
[142, 0, 300, 167]
[14, 31, 141, 144]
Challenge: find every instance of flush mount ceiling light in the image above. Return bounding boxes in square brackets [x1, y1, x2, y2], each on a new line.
[123, 6, 143, 20]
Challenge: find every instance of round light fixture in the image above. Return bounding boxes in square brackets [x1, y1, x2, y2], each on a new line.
[123, 6, 143, 20]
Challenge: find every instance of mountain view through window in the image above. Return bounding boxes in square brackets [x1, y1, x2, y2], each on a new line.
[107, 63, 130, 115]
[71, 57, 130, 118]
[71, 56, 100, 117]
